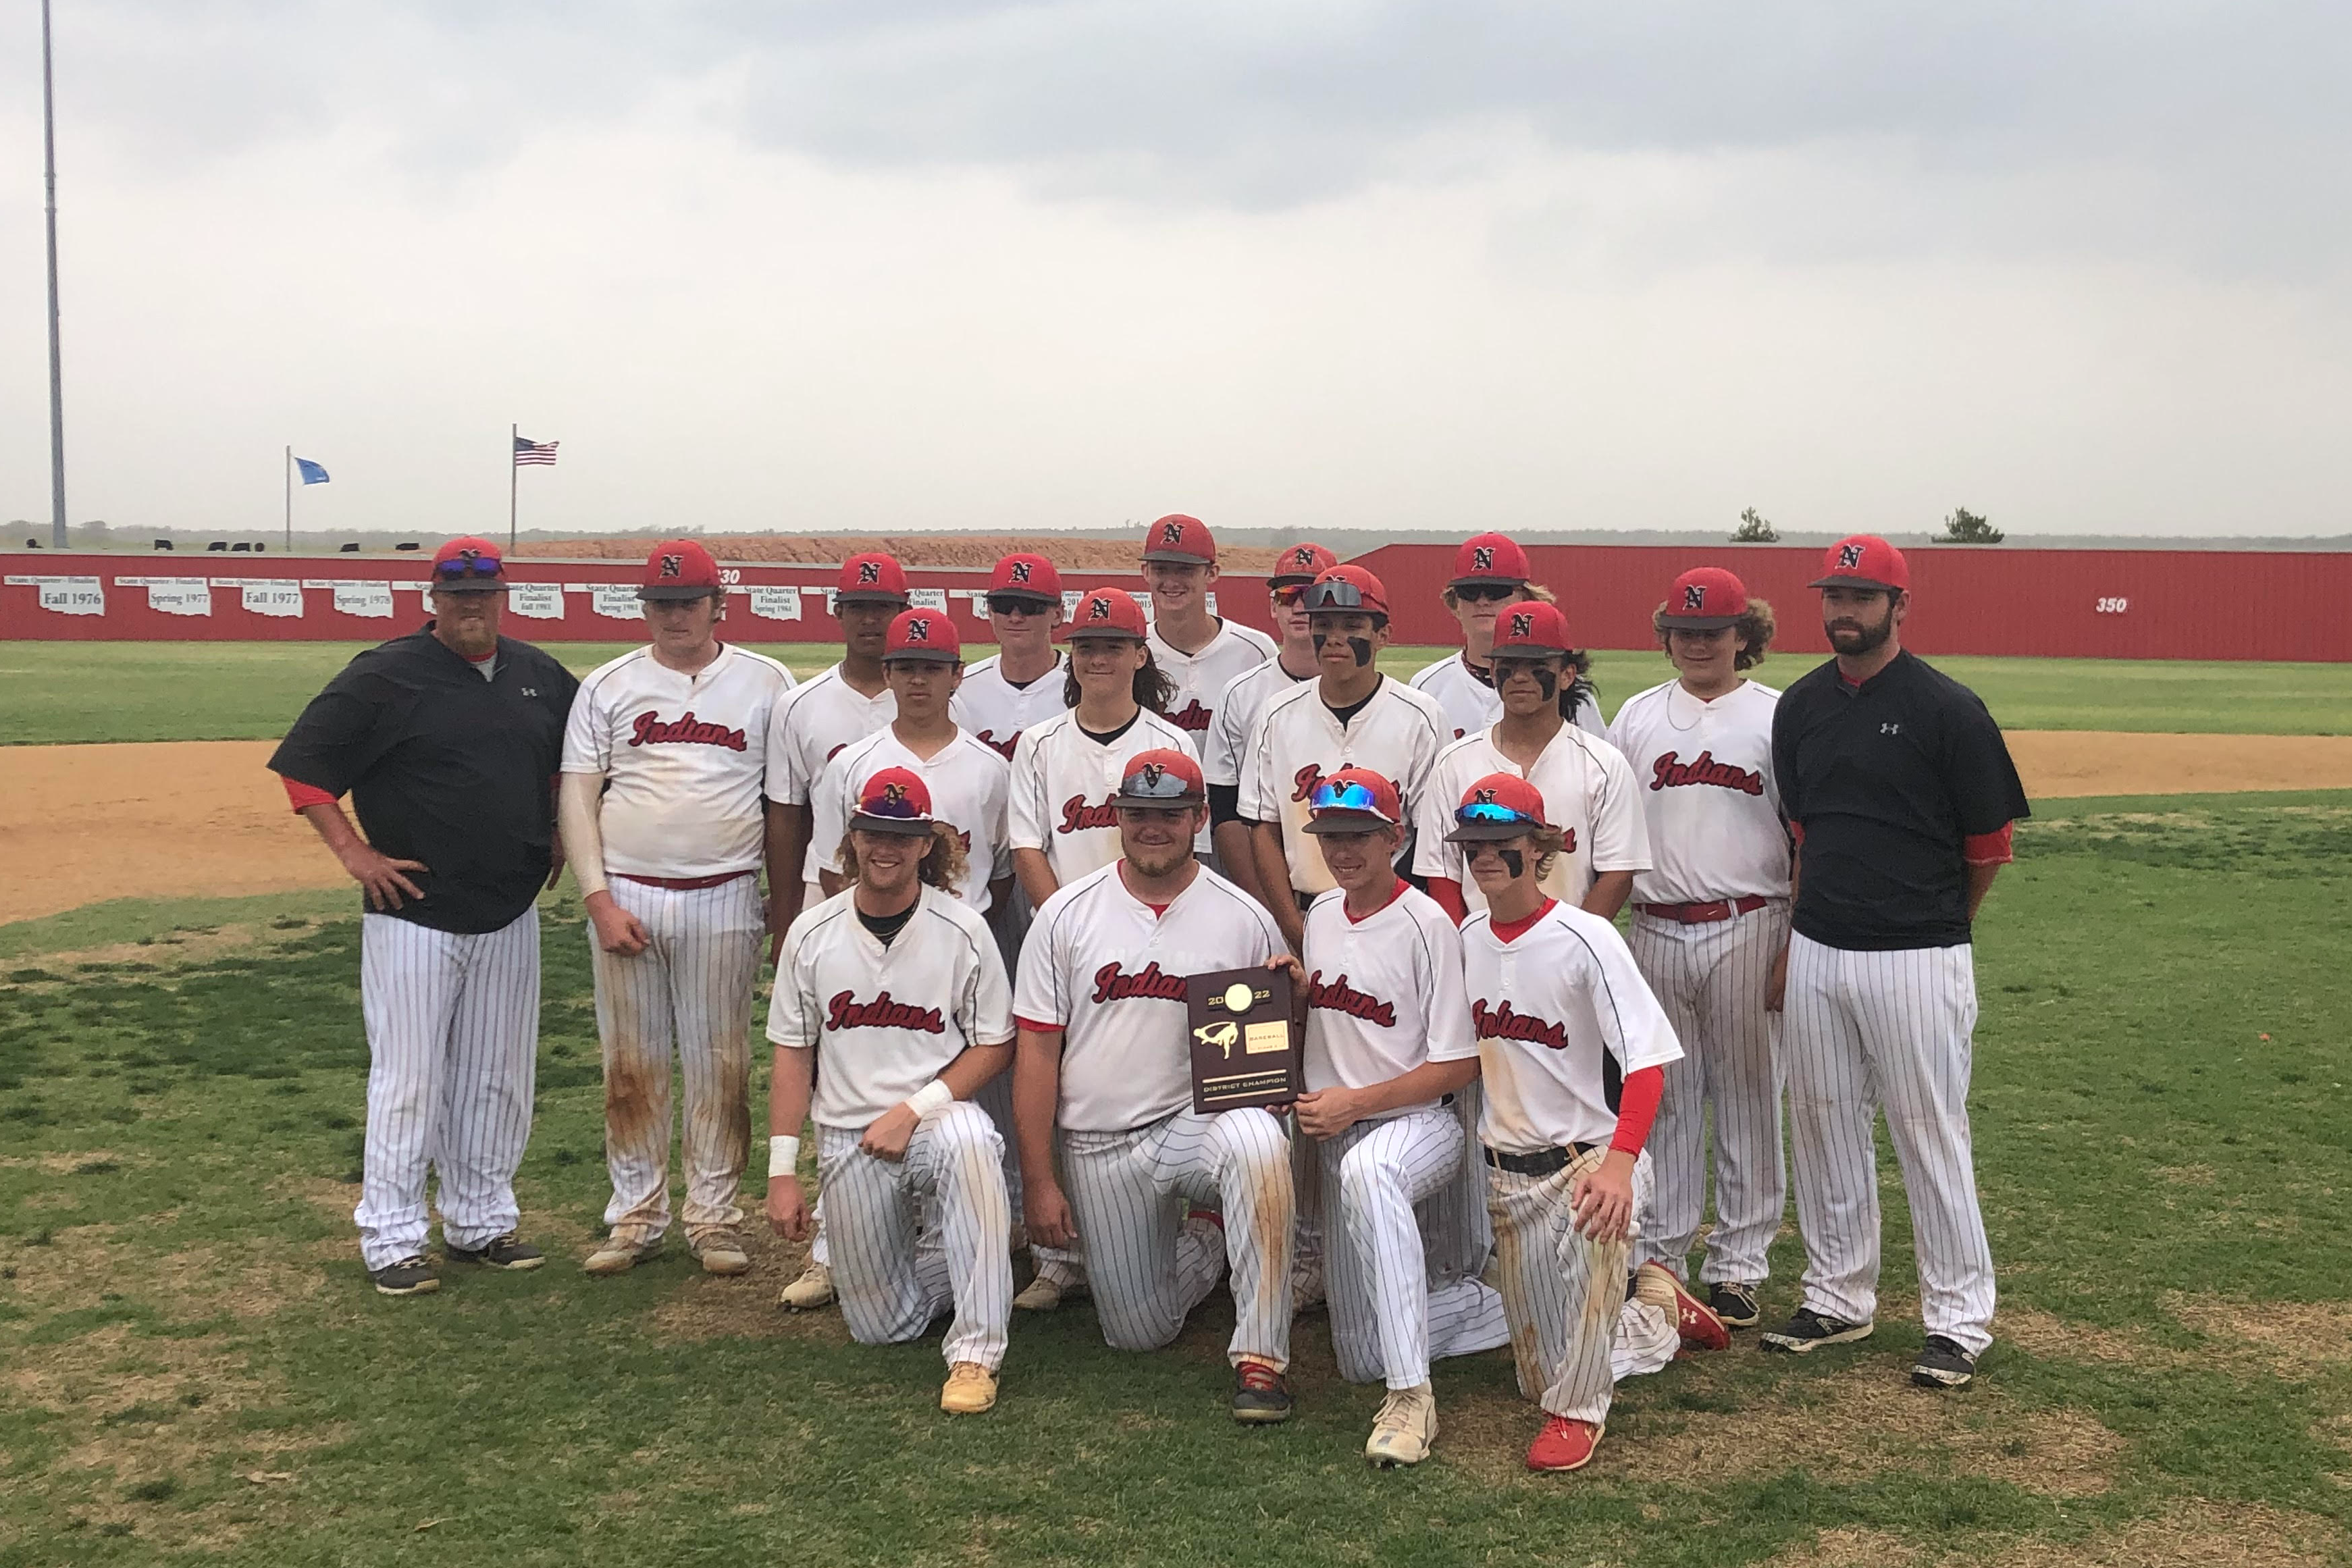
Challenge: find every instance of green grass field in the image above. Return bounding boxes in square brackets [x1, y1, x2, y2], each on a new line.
[3, 642, 2348, 744]
[2, 791, 2349, 1565]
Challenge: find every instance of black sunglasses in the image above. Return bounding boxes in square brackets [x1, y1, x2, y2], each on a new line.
[985, 594, 1053, 617]
[1453, 583, 1517, 603]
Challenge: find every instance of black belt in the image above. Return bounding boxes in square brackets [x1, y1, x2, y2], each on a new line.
[1483, 1143, 1593, 1178]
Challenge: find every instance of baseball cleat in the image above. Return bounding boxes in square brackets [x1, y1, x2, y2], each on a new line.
[1230, 1358, 1294, 1424]
[1911, 1335, 1979, 1389]
[1758, 1306, 1875, 1354]
[1636, 1261, 1729, 1353]
[689, 1228, 752, 1277]
[940, 1362, 999, 1415]
[1365, 1383, 1436, 1467]
[1525, 1415, 1604, 1473]
[369, 1255, 440, 1297]
[1707, 1282, 1762, 1330]
[583, 1233, 664, 1276]
[445, 1234, 544, 1271]
[1012, 1269, 1089, 1312]
[778, 1260, 835, 1311]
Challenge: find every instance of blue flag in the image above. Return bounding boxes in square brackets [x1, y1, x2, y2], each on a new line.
[295, 458, 330, 485]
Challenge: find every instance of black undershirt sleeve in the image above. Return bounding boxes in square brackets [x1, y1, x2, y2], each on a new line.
[1209, 783, 1243, 829]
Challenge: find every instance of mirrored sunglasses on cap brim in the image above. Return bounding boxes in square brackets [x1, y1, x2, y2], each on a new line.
[433, 556, 503, 582]
[1307, 778, 1394, 822]
[1302, 580, 1376, 612]
[1446, 801, 1543, 840]
[1116, 773, 1201, 804]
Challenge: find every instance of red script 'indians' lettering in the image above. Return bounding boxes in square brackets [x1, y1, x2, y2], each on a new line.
[629, 710, 748, 752]
[826, 990, 947, 1034]
[1167, 699, 1212, 733]
[1290, 762, 1327, 804]
[1648, 750, 1764, 795]
[1471, 997, 1570, 1050]
[1306, 970, 1396, 1028]
[1057, 795, 1118, 835]
[1091, 961, 1187, 1005]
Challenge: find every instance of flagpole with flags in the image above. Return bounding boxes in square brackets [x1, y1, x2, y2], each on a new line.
[509, 422, 518, 551]
[284, 445, 293, 550]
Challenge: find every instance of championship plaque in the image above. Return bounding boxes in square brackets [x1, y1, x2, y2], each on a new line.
[1186, 967, 1302, 1114]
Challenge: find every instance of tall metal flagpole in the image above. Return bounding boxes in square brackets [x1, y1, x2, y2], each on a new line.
[508, 423, 518, 551]
[43, 0, 69, 550]
[284, 446, 294, 551]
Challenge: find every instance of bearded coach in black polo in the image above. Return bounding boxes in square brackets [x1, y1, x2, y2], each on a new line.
[1760, 535, 2028, 1390]
[271, 537, 579, 1297]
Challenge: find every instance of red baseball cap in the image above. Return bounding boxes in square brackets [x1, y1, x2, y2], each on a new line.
[835, 551, 912, 606]
[1444, 773, 1550, 843]
[1489, 600, 1574, 658]
[1066, 586, 1149, 641]
[849, 766, 936, 836]
[884, 608, 962, 662]
[1301, 565, 1390, 618]
[987, 552, 1063, 605]
[1140, 514, 1216, 565]
[427, 535, 506, 592]
[1449, 533, 1531, 590]
[638, 539, 721, 601]
[1657, 567, 1749, 630]
[1810, 535, 1909, 594]
[1268, 541, 1338, 588]
[1300, 766, 1404, 835]
[1114, 748, 1205, 804]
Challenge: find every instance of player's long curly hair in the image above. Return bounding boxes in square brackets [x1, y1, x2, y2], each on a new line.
[1650, 596, 1777, 671]
[836, 824, 968, 897]
[1062, 645, 1178, 714]
[1467, 822, 1567, 884]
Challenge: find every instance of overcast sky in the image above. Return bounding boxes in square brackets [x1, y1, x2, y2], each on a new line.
[3, 1, 2347, 541]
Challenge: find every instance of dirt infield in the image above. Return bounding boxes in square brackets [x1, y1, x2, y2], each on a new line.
[4, 733, 2350, 925]
[519, 533, 1290, 572]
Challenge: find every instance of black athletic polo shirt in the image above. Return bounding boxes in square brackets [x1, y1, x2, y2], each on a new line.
[1771, 649, 2028, 952]
[269, 626, 579, 935]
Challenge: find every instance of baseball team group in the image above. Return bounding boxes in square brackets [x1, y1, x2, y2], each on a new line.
[268, 514, 2029, 1473]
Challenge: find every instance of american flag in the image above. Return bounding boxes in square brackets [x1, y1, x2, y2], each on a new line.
[513, 435, 560, 466]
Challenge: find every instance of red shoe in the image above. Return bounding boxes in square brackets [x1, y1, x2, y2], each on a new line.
[1638, 1261, 1730, 1353]
[1525, 1415, 1603, 1472]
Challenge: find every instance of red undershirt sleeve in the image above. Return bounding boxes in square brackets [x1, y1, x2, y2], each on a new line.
[1014, 1016, 1064, 1036]
[1428, 877, 1467, 924]
[1962, 822, 2015, 865]
[281, 777, 338, 813]
[1787, 820, 1804, 846]
[1609, 1065, 1665, 1155]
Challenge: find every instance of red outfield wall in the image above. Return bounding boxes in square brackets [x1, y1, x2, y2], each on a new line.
[1351, 544, 2352, 661]
[0, 554, 1276, 645]
[5, 545, 2347, 661]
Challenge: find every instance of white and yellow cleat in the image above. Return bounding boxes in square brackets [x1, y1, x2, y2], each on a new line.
[1365, 1382, 1437, 1467]
[1012, 1270, 1087, 1312]
[940, 1361, 999, 1415]
[778, 1260, 835, 1311]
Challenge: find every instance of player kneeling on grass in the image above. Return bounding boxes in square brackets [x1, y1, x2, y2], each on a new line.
[1448, 774, 1729, 1474]
[1010, 749, 1301, 1423]
[764, 767, 1017, 1416]
[1270, 767, 1510, 1466]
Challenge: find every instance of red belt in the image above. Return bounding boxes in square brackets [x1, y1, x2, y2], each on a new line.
[615, 870, 756, 891]
[1636, 894, 1772, 925]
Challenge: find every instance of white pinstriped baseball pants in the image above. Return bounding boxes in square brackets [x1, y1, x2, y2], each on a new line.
[1783, 933, 1996, 1355]
[1487, 1149, 1678, 1424]
[1322, 1107, 1510, 1390]
[1061, 1108, 1296, 1369]
[1628, 902, 1790, 1285]
[592, 876, 763, 1245]
[817, 1103, 1014, 1370]
[355, 909, 540, 1270]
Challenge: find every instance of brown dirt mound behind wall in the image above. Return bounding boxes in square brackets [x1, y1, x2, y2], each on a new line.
[517, 534, 1288, 573]
[5, 734, 2350, 926]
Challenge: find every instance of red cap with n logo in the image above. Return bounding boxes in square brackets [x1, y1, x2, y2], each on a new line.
[884, 608, 962, 662]
[1656, 567, 1748, 629]
[1488, 600, 1573, 657]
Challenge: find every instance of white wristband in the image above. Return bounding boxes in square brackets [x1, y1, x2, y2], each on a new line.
[768, 1134, 800, 1173]
[905, 1080, 955, 1119]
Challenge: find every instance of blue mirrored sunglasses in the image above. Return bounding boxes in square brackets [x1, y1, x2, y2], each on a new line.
[1455, 801, 1539, 827]
[434, 554, 502, 580]
[1308, 778, 1385, 816]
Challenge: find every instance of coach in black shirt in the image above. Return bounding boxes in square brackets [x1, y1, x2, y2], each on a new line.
[1760, 535, 2027, 1392]
[270, 536, 579, 1297]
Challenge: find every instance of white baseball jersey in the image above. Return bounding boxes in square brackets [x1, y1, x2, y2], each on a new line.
[1300, 883, 1476, 1112]
[1411, 652, 1609, 741]
[767, 886, 1015, 1130]
[562, 644, 795, 877]
[1239, 677, 1451, 897]
[1607, 679, 1789, 904]
[764, 664, 897, 883]
[1413, 725, 1652, 912]
[1151, 618, 1276, 741]
[809, 727, 1014, 917]
[1202, 655, 1313, 789]
[951, 650, 1068, 763]
[1461, 899, 1683, 1153]
[1005, 708, 1199, 888]
[1012, 862, 1282, 1132]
